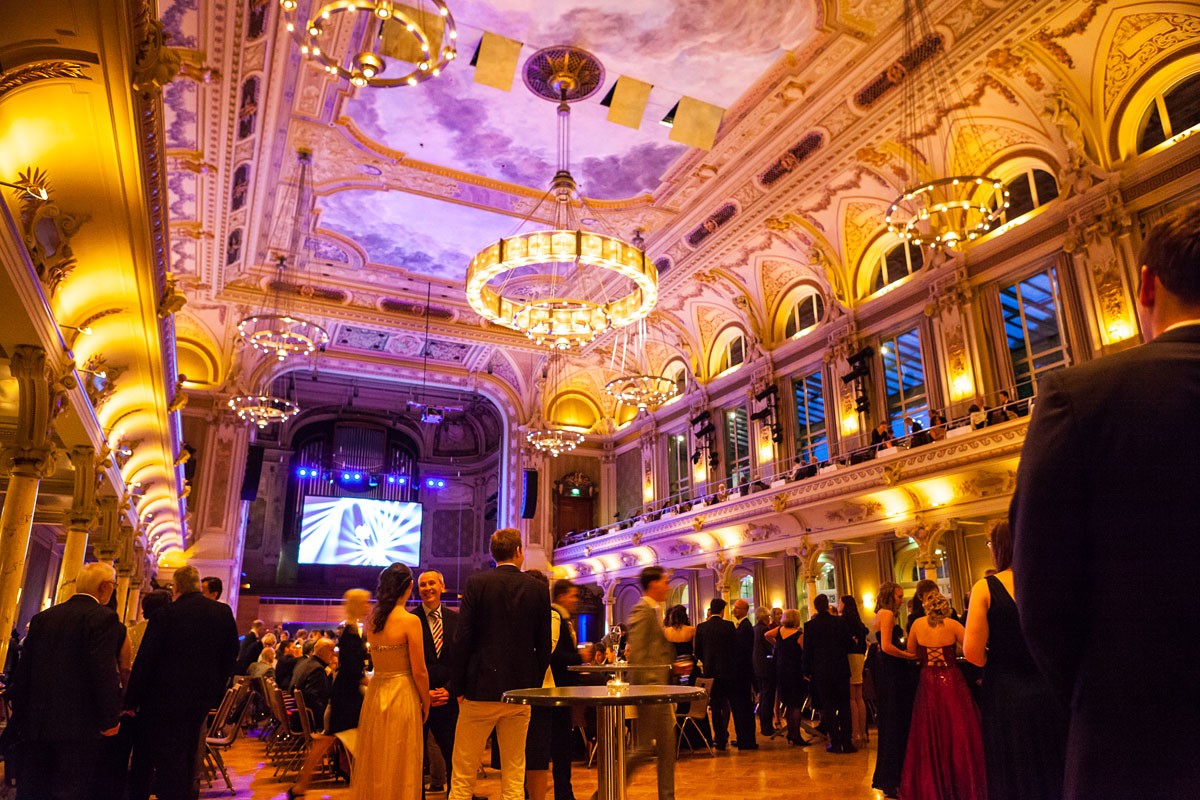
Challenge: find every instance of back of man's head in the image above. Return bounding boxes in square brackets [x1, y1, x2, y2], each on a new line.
[755, 605, 769, 621]
[1139, 200, 1200, 307]
[490, 528, 522, 563]
[173, 565, 202, 595]
[201, 576, 223, 600]
[708, 598, 727, 617]
[813, 593, 830, 614]
[76, 562, 117, 600]
[302, 637, 317, 656]
[552, 578, 577, 603]
[141, 588, 173, 620]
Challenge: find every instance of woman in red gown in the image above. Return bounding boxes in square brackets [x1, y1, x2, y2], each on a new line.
[900, 591, 987, 800]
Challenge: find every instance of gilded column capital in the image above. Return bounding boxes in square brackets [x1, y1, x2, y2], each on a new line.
[788, 537, 824, 582]
[3, 345, 72, 477]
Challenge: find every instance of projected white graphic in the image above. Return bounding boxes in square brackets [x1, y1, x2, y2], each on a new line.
[299, 496, 422, 567]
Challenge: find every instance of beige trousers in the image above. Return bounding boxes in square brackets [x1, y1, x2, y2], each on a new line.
[447, 699, 532, 800]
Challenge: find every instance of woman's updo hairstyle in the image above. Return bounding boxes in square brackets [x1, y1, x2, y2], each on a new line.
[372, 563, 414, 633]
[923, 590, 951, 627]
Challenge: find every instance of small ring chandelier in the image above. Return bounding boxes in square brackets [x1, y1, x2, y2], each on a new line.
[604, 315, 682, 410]
[526, 351, 585, 457]
[278, 0, 458, 88]
[465, 46, 657, 350]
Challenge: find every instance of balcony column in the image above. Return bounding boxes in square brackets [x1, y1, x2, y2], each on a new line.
[113, 523, 136, 621]
[121, 540, 145, 624]
[791, 538, 824, 618]
[708, 553, 740, 605]
[0, 346, 65, 667]
[599, 445, 616, 529]
[926, 271, 981, 411]
[91, 496, 123, 567]
[56, 446, 100, 602]
[908, 520, 950, 582]
[1063, 194, 1141, 354]
[600, 576, 619, 631]
[824, 330, 865, 453]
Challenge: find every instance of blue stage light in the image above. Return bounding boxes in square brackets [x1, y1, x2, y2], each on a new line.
[342, 472, 351, 480]
[353, 472, 362, 480]
[398, 477, 407, 485]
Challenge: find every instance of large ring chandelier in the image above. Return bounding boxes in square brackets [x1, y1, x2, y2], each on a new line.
[465, 46, 657, 349]
[238, 313, 329, 361]
[605, 374, 679, 410]
[525, 427, 585, 457]
[279, 0, 458, 88]
[228, 393, 301, 429]
[885, 176, 1010, 248]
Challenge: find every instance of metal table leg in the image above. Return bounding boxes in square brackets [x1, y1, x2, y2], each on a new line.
[595, 705, 626, 800]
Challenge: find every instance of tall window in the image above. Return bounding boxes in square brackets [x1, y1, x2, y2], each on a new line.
[880, 328, 928, 438]
[1139, 72, 1200, 153]
[871, 241, 924, 294]
[994, 168, 1059, 222]
[666, 433, 691, 503]
[785, 293, 825, 338]
[1000, 269, 1070, 397]
[715, 332, 746, 375]
[723, 407, 751, 488]
[792, 369, 829, 461]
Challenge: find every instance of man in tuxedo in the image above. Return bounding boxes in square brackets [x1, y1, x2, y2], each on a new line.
[729, 599, 758, 749]
[415, 570, 458, 794]
[234, 618, 264, 674]
[288, 637, 335, 724]
[623, 567, 677, 800]
[692, 598, 736, 750]
[9, 562, 124, 800]
[449, 529, 551, 800]
[802, 594, 855, 754]
[751, 605, 778, 736]
[1012, 201, 1200, 799]
[124, 565, 239, 800]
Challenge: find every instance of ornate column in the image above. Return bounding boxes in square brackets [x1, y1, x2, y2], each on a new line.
[55, 446, 99, 602]
[122, 540, 145, 624]
[824, 324, 864, 452]
[599, 576, 619, 631]
[905, 519, 951, 582]
[114, 524, 136, 621]
[639, 426, 659, 508]
[0, 346, 65, 667]
[1063, 191, 1141, 352]
[790, 538, 824, 618]
[91, 497, 124, 566]
[925, 270, 981, 409]
[599, 444, 617, 526]
[707, 553, 740, 604]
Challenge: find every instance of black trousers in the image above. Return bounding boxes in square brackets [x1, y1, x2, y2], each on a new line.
[708, 679, 731, 746]
[16, 735, 102, 800]
[550, 706, 574, 800]
[127, 708, 207, 800]
[755, 671, 777, 733]
[425, 701, 459, 791]
[729, 682, 757, 747]
[814, 677, 852, 749]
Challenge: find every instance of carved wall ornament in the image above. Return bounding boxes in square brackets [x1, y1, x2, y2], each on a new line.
[825, 500, 884, 524]
[670, 541, 702, 558]
[772, 494, 788, 514]
[1029, 0, 1107, 70]
[132, 19, 183, 92]
[692, 516, 706, 532]
[1103, 14, 1200, 112]
[79, 355, 125, 412]
[15, 171, 85, 297]
[0, 60, 90, 100]
[882, 462, 905, 487]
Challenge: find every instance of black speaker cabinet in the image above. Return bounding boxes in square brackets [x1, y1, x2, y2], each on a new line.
[520, 469, 538, 519]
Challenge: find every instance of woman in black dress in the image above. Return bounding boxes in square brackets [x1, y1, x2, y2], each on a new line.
[964, 521, 1066, 800]
[768, 608, 809, 746]
[289, 589, 372, 798]
[872, 582, 917, 799]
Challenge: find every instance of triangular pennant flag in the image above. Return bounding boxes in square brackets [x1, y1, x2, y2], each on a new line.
[474, 31, 523, 92]
[669, 96, 725, 151]
[606, 76, 654, 130]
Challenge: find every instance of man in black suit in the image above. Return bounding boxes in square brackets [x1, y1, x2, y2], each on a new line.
[9, 562, 124, 800]
[692, 598, 736, 750]
[802, 594, 855, 753]
[729, 599, 758, 750]
[415, 569, 459, 794]
[288, 637, 335, 725]
[1012, 201, 1200, 799]
[234, 618, 264, 674]
[124, 565, 239, 800]
[448, 528, 551, 800]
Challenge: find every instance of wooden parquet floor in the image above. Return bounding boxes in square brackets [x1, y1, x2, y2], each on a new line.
[210, 729, 886, 800]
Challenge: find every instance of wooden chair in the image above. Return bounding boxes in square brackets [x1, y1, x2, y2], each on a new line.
[675, 677, 715, 757]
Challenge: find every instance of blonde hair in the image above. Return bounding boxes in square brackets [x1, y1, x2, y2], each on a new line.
[924, 590, 951, 627]
[875, 581, 903, 614]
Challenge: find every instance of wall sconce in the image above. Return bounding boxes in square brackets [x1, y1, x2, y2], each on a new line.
[0, 178, 49, 201]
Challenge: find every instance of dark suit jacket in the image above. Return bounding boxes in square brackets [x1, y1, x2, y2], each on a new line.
[801, 611, 851, 684]
[751, 619, 774, 678]
[732, 617, 755, 688]
[124, 591, 239, 717]
[693, 616, 736, 685]
[415, 603, 459, 694]
[452, 564, 551, 702]
[1011, 324, 1200, 798]
[289, 654, 333, 724]
[235, 630, 262, 675]
[9, 594, 124, 741]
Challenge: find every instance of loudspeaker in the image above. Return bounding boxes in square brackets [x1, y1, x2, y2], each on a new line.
[520, 469, 538, 519]
[240, 445, 265, 502]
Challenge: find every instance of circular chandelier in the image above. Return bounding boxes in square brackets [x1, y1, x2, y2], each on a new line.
[237, 313, 328, 361]
[605, 374, 679, 410]
[885, 176, 1010, 248]
[278, 0, 458, 88]
[228, 393, 301, 429]
[525, 427, 585, 457]
[465, 46, 657, 349]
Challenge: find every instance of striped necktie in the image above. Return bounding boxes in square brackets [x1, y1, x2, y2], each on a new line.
[430, 607, 443, 657]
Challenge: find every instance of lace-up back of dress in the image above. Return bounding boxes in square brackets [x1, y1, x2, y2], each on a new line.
[919, 644, 955, 667]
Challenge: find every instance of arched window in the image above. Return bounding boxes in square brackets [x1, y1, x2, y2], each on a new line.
[225, 228, 243, 265]
[1138, 72, 1200, 154]
[238, 77, 260, 140]
[231, 164, 250, 211]
[992, 168, 1059, 223]
[871, 241, 924, 294]
[714, 332, 745, 375]
[784, 292, 825, 339]
[247, 0, 269, 39]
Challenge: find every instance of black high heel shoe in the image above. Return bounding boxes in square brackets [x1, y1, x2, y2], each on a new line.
[286, 787, 305, 799]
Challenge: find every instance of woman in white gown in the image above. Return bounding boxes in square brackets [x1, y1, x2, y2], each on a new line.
[351, 563, 430, 800]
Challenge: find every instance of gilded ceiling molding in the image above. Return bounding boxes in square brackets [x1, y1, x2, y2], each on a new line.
[1029, 0, 1109, 69]
[0, 61, 90, 99]
[13, 172, 82, 297]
